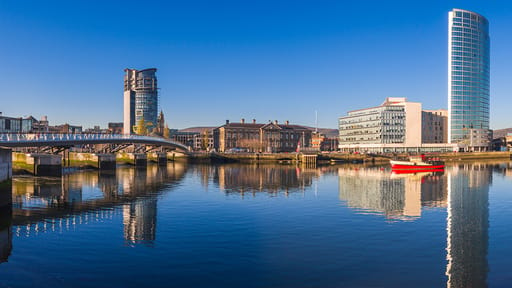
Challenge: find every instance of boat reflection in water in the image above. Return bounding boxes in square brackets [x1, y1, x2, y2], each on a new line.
[338, 167, 447, 220]
[338, 162, 494, 287]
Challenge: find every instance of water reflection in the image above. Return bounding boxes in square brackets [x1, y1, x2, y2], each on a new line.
[445, 163, 491, 288]
[0, 161, 504, 285]
[195, 164, 323, 196]
[0, 207, 11, 264]
[11, 163, 187, 246]
[338, 167, 447, 220]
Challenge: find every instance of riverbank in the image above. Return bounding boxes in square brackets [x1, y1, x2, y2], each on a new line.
[188, 151, 512, 164]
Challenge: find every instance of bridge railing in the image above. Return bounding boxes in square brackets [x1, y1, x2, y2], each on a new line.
[0, 133, 155, 142]
[0, 133, 190, 151]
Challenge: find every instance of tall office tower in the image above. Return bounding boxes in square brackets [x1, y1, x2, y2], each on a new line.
[123, 68, 158, 134]
[448, 9, 490, 151]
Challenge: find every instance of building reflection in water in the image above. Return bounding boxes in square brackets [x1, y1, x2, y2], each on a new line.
[338, 167, 447, 220]
[0, 205, 12, 265]
[10, 163, 187, 247]
[204, 164, 319, 196]
[445, 163, 491, 288]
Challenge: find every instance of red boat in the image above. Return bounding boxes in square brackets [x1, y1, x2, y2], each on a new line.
[390, 155, 444, 171]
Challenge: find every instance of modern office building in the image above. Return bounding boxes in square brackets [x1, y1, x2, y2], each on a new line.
[338, 98, 456, 153]
[123, 68, 158, 134]
[448, 9, 490, 151]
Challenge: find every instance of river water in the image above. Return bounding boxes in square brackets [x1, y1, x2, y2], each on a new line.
[0, 161, 510, 287]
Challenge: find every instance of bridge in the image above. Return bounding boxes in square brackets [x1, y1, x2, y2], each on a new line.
[0, 133, 190, 152]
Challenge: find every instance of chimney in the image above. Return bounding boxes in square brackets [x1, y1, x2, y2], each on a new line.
[285, 120, 289, 125]
[226, 120, 230, 125]
[274, 120, 278, 125]
[252, 119, 256, 124]
[241, 118, 245, 124]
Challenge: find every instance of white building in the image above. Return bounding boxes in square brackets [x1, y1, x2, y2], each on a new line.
[338, 98, 457, 153]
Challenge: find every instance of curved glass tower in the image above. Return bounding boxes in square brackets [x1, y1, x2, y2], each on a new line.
[123, 68, 158, 134]
[448, 9, 490, 151]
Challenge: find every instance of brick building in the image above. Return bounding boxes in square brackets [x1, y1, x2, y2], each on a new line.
[213, 119, 312, 153]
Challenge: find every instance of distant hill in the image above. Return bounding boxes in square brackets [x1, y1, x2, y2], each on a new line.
[493, 128, 512, 138]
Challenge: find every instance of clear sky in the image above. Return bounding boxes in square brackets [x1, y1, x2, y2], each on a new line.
[1, 0, 511, 130]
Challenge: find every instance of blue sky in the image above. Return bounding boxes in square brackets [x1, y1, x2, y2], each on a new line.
[1, 0, 511, 129]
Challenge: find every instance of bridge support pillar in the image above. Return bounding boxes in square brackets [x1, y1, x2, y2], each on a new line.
[0, 149, 12, 184]
[117, 153, 147, 167]
[149, 152, 167, 165]
[0, 149, 12, 209]
[133, 153, 147, 167]
[95, 154, 117, 170]
[28, 154, 62, 177]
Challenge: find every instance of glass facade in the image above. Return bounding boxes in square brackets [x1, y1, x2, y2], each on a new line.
[448, 9, 490, 149]
[124, 68, 158, 133]
[134, 69, 158, 129]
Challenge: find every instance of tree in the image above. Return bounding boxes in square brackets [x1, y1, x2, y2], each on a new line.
[163, 124, 170, 139]
[201, 130, 209, 151]
[135, 117, 148, 135]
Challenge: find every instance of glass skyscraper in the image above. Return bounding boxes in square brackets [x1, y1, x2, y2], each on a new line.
[448, 9, 490, 151]
[123, 68, 158, 134]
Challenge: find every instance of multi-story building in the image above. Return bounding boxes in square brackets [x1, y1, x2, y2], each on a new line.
[338, 98, 456, 153]
[311, 129, 339, 151]
[0, 113, 22, 133]
[213, 119, 312, 153]
[171, 127, 215, 151]
[123, 68, 158, 134]
[0, 113, 48, 133]
[49, 124, 83, 134]
[422, 109, 448, 143]
[448, 9, 490, 151]
[108, 122, 124, 134]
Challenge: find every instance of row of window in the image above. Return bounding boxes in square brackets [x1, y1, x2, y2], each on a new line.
[451, 40, 486, 49]
[451, 70, 489, 77]
[451, 32, 486, 40]
[451, 89, 489, 94]
[453, 11, 486, 22]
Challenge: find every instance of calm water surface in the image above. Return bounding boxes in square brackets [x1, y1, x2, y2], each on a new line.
[0, 162, 511, 287]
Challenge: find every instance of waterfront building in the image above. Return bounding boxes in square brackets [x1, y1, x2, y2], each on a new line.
[338, 97, 456, 153]
[422, 109, 448, 143]
[448, 9, 490, 151]
[213, 119, 312, 153]
[171, 127, 215, 151]
[123, 68, 158, 134]
[49, 124, 83, 134]
[0, 113, 22, 133]
[108, 122, 124, 134]
[311, 129, 339, 151]
[0, 113, 49, 133]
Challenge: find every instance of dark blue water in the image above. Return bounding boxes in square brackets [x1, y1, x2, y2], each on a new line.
[0, 162, 511, 287]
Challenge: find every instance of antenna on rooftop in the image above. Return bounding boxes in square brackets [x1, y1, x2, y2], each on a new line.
[315, 110, 318, 133]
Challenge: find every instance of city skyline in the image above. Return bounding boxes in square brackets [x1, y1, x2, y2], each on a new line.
[2, 1, 512, 130]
